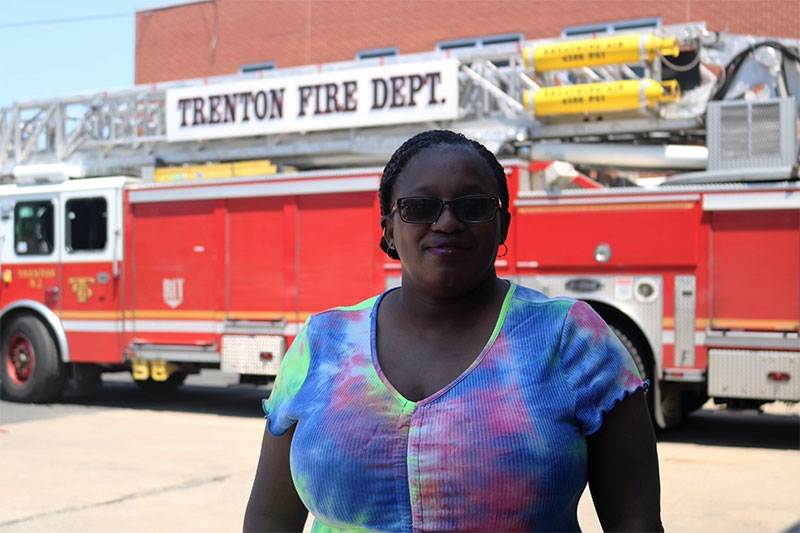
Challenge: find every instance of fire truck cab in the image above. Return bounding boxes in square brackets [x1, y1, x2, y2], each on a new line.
[0, 176, 127, 400]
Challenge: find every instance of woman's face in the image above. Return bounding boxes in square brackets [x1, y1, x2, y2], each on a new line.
[382, 144, 510, 297]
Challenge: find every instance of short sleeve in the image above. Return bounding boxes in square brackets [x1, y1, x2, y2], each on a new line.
[558, 301, 646, 435]
[263, 317, 312, 436]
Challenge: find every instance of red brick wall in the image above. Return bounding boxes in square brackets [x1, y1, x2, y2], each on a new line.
[135, 0, 800, 85]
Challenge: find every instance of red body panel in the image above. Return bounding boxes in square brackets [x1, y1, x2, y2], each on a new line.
[515, 199, 701, 270]
[227, 196, 289, 321]
[296, 192, 380, 313]
[709, 210, 800, 332]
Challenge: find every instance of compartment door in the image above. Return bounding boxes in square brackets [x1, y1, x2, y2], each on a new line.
[129, 199, 219, 346]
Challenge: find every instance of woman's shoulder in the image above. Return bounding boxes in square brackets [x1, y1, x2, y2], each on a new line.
[509, 281, 576, 308]
[305, 291, 385, 329]
[508, 283, 608, 331]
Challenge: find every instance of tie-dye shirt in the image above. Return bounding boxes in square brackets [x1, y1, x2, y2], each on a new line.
[264, 281, 645, 532]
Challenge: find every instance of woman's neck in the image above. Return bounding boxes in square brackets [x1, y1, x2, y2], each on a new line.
[392, 275, 509, 329]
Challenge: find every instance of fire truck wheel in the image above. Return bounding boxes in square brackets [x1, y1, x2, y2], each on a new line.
[609, 324, 654, 416]
[134, 372, 188, 394]
[0, 313, 67, 403]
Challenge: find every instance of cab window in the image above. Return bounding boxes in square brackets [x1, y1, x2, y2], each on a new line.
[66, 197, 107, 252]
[14, 201, 54, 255]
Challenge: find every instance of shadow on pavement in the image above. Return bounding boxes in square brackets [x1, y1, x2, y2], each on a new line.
[0, 371, 271, 425]
[61, 374, 271, 419]
[656, 406, 800, 451]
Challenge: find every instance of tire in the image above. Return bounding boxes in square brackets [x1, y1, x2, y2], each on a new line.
[609, 324, 654, 417]
[1, 313, 67, 403]
[660, 382, 707, 428]
[134, 371, 188, 395]
[681, 389, 709, 415]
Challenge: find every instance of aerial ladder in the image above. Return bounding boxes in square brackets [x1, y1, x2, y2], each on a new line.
[1, 21, 798, 183]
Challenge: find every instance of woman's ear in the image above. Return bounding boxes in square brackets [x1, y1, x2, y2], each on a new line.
[499, 210, 511, 244]
[381, 215, 395, 249]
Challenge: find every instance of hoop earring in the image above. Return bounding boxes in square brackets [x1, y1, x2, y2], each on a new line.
[382, 227, 395, 250]
[497, 243, 508, 258]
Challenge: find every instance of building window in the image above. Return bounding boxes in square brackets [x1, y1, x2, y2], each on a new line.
[562, 17, 661, 38]
[437, 33, 523, 52]
[240, 61, 276, 74]
[357, 47, 399, 60]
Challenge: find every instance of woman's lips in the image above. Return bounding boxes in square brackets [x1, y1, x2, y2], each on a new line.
[426, 240, 470, 256]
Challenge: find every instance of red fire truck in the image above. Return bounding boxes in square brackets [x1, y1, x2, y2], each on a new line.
[1, 22, 798, 427]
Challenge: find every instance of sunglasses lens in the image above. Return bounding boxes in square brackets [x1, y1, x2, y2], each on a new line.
[398, 198, 442, 223]
[452, 196, 498, 222]
[395, 196, 499, 223]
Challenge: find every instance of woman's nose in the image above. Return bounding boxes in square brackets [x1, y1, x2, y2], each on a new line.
[432, 203, 462, 229]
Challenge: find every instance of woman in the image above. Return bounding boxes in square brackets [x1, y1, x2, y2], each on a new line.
[244, 130, 662, 532]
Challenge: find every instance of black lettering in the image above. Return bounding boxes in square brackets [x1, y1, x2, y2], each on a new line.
[269, 88, 284, 118]
[254, 90, 268, 119]
[407, 74, 424, 106]
[343, 81, 357, 111]
[298, 85, 314, 117]
[223, 94, 237, 123]
[314, 84, 324, 115]
[426, 72, 443, 105]
[177, 98, 192, 127]
[390, 76, 406, 108]
[237, 92, 253, 122]
[209, 95, 222, 124]
[192, 97, 205, 125]
[371, 78, 388, 109]
[324, 83, 338, 114]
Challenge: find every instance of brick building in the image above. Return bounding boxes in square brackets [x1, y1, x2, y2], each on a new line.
[134, 0, 800, 85]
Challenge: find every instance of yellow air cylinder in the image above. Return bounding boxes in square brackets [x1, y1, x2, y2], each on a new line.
[523, 79, 680, 116]
[523, 33, 679, 72]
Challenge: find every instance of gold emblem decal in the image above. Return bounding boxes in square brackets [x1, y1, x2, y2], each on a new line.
[68, 277, 95, 303]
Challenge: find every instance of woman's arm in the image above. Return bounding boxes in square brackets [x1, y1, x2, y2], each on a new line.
[244, 424, 309, 532]
[586, 389, 663, 532]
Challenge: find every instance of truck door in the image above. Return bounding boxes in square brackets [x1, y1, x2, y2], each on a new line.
[4, 194, 60, 309]
[60, 187, 125, 364]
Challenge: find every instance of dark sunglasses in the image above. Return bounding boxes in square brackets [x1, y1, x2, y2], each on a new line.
[392, 195, 502, 224]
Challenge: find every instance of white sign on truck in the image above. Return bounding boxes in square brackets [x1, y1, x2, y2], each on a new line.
[165, 59, 460, 142]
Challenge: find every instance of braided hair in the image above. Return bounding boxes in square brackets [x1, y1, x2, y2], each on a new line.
[379, 129, 509, 259]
